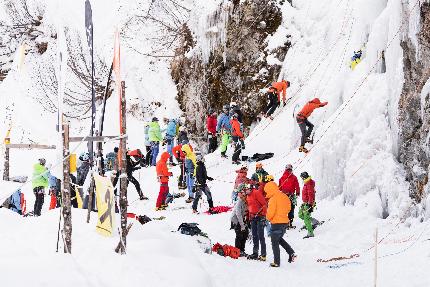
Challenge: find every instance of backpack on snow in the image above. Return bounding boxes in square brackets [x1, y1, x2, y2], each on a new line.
[177, 223, 202, 236]
[104, 152, 117, 172]
[241, 152, 274, 162]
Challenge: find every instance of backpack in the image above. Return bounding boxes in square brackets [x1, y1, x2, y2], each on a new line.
[105, 152, 117, 171]
[177, 223, 202, 236]
[212, 243, 240, 259]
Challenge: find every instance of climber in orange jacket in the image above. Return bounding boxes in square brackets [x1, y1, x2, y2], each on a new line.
[156, 152, 173, 210]
[296, 98, 328, 153]
[271, 79, 290, 106]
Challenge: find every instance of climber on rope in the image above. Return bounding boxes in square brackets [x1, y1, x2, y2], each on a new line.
[296, 98, 328, 153]
[350, 50, 362, 70]
[271, 79, 290, 107]
[264, 87, 279, 120]
[231, 113, 245, 165]
[206, 108, 218, 154]
[217, 104, 232, 158]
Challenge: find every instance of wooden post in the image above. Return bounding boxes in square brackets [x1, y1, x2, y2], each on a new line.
[86, 176, 95, 224]
[374, 227, 378, 287]
[3, 145, 9, 181]
[117, 81, 128, 254]
[62, 121, 72, 253]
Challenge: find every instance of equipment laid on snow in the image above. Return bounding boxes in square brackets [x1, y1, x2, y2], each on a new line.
[212, 243, 241, 259]
[177, 222, 203, 236]
[241, 152, 274, 162]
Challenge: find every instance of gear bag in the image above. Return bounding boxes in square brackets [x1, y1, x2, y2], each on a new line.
[177, 223, 202, 236]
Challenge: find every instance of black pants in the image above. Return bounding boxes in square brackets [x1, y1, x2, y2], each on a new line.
[33, 187, 45, 216]
[232, 136, 242, 162]
[266, 102, 278, 117]
[234, 225, 249, 252]
[145, 146, 151, 167]
[178, 160, 186, 188]
[287, 195, 295, 224]
[208, 134, 218, 154]
[297, 117, 314, 146]
[192, 185, 213, 211]
[271, 223, 294, 266]
[251, 216, 266, 256]
[113, 172, 143, 198]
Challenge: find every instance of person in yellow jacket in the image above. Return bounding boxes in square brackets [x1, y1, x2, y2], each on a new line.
[265, 181, 296, 267]
[181, 144, 197, 203]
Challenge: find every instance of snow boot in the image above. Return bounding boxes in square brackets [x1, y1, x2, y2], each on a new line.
[185, 197, 194, 203]
[239, 251, 248, 257]
[270, 263, 280, 268]
[232, 160, 240, 165]
[303, 233, 314, 239]
[299, 146, 309, 153]
[221, 152, 228, 158]
[288, 253, 297, 263]
[247, 253, 258, 260]
[258, 255, 266, 262]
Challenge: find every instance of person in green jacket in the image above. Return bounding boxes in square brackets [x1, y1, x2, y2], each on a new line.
[148, 117, 163, 166]
[32, 158, 49, 216]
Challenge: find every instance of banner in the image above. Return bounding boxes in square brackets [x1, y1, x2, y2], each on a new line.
[94, 174, 115, 236]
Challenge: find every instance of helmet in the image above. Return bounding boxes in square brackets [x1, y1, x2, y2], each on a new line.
[255, 162, 263, 169]
[265, 175, 274, 182]
[38, 158, 46, 166]
[114, 147, 119, 153]
[152, 117, 158, 122]
[232, 113, 238, 119]
[208, 108, 214, 115]
[80, 152, 90, 161]
[196, 153, 204, 162]
[300, 172, 310, 180]
[223, 104, 229, 112]
[285, 164, 293, 170]
[230, 101, 237, 108]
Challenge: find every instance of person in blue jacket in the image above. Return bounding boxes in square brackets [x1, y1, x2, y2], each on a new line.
[216, 104, 232, 158]
[164, 118, 177, 164]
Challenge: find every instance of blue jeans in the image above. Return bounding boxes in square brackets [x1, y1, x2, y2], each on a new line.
[150, 142, 159, 166]
[186, 172, 195, 198]
[166, 138, 174, 158]
[251, 216, 266, 256]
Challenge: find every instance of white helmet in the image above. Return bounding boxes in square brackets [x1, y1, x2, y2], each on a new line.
[230, 101, 237, 108]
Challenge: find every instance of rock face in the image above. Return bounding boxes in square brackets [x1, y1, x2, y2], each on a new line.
[399, 2, 430, 202]
[171, 0, 288, 137]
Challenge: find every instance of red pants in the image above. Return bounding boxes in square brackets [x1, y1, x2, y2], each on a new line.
[156, 185, 169, 208]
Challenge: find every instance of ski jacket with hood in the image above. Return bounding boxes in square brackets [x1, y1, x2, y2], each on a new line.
[231, 197, 247, 230]
[156, 152, 172, 184]
[216, 112, 232, 132]
[230, 118, 244, 138]
[272, 80, 289, 102]
[181, 144, 197, 175]
[302, 177, 316, 205]
[148, 121, 163, 142]
[195, 161, 209, 186]
[297, 98, 328, 119]
[279, 170, 300, 196]
[207, 115, 217, 135]
[265, 181, 291, 224]
[247, 188, 267, 218]
[165, 119, 177, 139]
[32, 163, 49, 189]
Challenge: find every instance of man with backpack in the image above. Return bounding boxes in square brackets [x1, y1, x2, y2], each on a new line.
[296, 98, 328, 153]
[182, 144, 196, 203]
[216, 104, 232, 158]
[230, 113, 244, 165]
[148, 117, 163, 166]
[279, 164, 300, 228]
[32, 158, 49, 216]
[192, 154, 214, 213]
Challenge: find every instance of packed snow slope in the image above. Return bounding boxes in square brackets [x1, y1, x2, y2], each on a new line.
[1, 0, 430, 287]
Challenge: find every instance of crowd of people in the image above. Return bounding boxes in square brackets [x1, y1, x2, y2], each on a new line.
[27, 78, 326, 267]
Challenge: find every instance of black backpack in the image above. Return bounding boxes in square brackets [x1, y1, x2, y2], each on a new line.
[177, 223, 202, 236]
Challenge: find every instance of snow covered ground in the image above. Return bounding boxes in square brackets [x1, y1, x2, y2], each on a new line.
[1, 0, 430, 286]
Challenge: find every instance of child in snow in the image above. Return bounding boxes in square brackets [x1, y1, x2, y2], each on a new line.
[264, 181, 296, 267]
[298, 171, 317, 239]
[230, 190, 249, 256]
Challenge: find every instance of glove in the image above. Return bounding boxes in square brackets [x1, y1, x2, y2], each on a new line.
[207, 176, 214, 181]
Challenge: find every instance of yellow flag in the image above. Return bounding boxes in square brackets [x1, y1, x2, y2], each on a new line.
[94, 174, 115, 236]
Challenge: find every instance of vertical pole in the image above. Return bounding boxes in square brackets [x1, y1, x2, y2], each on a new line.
[118, 81, 127, 254]
[374, 227, 378, 287]
[62, 121, 72, 253]
[3, 145, 9, 181]
[86, 175, 95, 224]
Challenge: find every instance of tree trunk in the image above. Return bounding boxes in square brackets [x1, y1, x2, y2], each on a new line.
[62, 121, 72, 253]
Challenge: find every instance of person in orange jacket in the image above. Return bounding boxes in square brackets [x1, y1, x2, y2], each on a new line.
[265, 181, 296, 267]
[271, 79, 290, 106]
[296, 98, 328, 153]
[230, 113, 244, 165]
[156, 152, 173, 210]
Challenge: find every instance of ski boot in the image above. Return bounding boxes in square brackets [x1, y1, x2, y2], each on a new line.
[299, 146, 309, 153]
[155, 206, 166, 211]
[288, 253, 297, 263]
[270, 263, 280, 268]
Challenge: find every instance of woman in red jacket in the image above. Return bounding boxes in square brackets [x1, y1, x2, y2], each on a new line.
[246, 184, 267, 261]
[298, 171, 316, 238]
[206, 109, 218, 153]
[278, 164, 300, 227]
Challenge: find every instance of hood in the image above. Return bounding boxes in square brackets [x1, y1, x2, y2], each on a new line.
[310, 98, 321, 105]
[236, 168, 248, 175]
[181, 144, 192, 155]
[264, 181, 279, 198]
[160, 152, 170, 162]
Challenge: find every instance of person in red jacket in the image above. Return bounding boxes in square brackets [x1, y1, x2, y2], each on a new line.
[298, 171, 316, 238]
[207, 108, 218, 153]
[278, 164, 300, 227]
[155, 152, 173, 210]
[246, 184, 267, 261]
[230, 113, 244, 165]
[296, 98, 328, 153]
[271, 79, 290, 106]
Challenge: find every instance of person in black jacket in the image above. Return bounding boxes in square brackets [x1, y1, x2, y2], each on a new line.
[113, 151, 148, 200]
[265, 87, 279, 119]
[192, 154, 214, 213]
